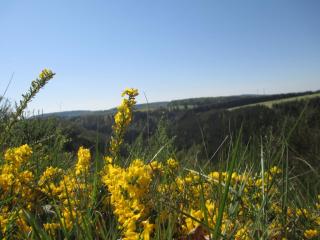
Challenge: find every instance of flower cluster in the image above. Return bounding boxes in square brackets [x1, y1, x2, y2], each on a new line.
[102, 159, 155, 239]
[109, 88, 138, 161]
[75, 146, 91, 176]
[0, 144, 34, 236]
[37, 147, 92, 233]
[0, 145, 92, 238]
[102, 161, 320, 239]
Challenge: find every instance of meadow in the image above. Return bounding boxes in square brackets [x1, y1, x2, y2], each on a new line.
[228, 92, 320, 111]
[0, 70, 319, 239]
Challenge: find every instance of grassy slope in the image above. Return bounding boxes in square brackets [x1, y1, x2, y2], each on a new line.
[228, 92, 320, 110]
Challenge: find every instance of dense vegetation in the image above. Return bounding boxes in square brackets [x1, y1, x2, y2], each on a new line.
[0, 70, 319, 239]
[46, 93, 320, 191]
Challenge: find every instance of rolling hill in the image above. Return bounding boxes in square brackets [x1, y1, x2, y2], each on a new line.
[41, 90, 319, 118]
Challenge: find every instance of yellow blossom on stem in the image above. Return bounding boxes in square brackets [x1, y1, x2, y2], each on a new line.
[109, 88, 138, 162]
[4, 144, 32, 168]
[75, 146, 91, 176]
[38, 166, 62, 186]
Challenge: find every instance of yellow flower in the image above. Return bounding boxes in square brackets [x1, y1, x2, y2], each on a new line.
[269, 166, 282, 175]
[38, 166, 62, 186]
[108, 88, 138, 160]
[122, 88, 139, 98]
[39, 69, 53, 79]
[104, 156, 113, 164]
[166, 158, 179, 169]
[43, 222, 60, 234]
[4, 144, 32, 168]
[235, 226, 250, 240]
[304, 229, 318, 239]
[141, 220, 154, 240]
[75, 146, 91, 176]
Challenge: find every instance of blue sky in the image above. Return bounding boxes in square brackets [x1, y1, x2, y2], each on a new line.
[0, 0, 319, 113]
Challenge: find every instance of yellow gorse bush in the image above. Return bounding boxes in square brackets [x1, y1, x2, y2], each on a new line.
[0, 144, 34, 234]
[0, 86, 319, 239]
[0, 144, 93, 238]
[102, 159, 154, 240]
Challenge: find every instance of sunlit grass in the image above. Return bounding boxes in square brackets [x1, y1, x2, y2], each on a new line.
[229, 92, 320, 110]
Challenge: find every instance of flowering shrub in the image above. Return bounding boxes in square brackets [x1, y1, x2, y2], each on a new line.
[0, 87, 319, 239]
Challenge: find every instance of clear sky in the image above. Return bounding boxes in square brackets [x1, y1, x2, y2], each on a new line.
[0, 0, 319, 113]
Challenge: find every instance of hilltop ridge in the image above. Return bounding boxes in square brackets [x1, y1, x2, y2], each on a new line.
[41, 90, 319, 118]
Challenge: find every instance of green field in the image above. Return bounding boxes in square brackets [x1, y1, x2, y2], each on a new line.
[229, 92, 320, 110]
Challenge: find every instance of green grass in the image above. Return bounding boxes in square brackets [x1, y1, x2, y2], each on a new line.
[229, 92, 320, 110]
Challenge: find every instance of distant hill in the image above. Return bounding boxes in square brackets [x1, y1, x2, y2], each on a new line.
[40, 90, 319, 118]
[41, 101, 169, 118]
